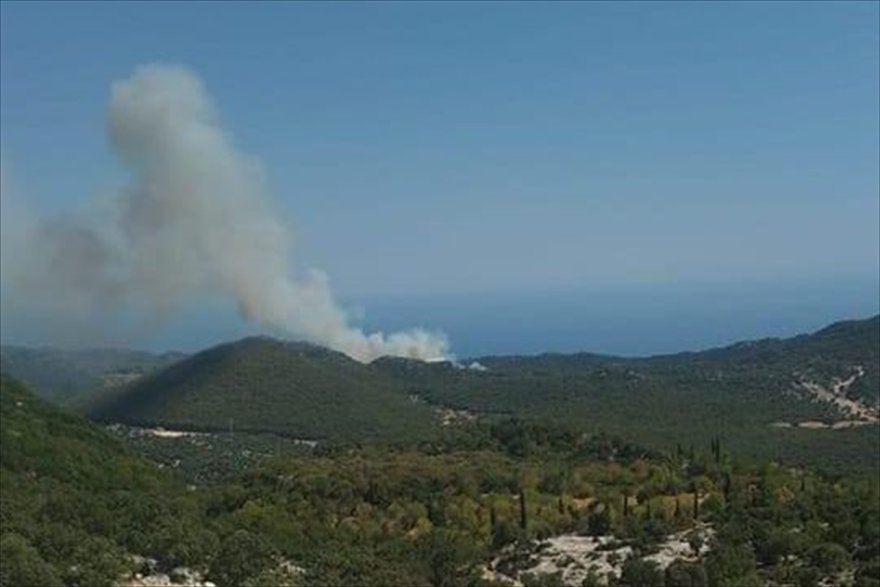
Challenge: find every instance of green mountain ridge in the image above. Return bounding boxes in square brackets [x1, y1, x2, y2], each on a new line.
[385, 315, 879, 473]
[6, 315, 879, 473]
[85, 336, 436, 443]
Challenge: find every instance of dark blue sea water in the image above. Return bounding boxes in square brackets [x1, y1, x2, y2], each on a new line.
[2, 278, 878, 358]
[355, 278, 880, 358]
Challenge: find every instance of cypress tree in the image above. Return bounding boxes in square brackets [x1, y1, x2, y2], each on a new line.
[519, 489, 527, 531]
[429, 499, 445, 527]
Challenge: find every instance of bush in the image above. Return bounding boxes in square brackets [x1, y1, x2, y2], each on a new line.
[793, 565, 820, 587]
[665, 559, 708, 587]
[522, 571, 565, 587]
[705, 542, 760, 587]
[807, 542, 850, 574]
[586, 508, 611, 537]
[855, 557, 880, 587]
[0, 533, 62, 587]
[620, 558, 663, 587]
[209, 530, 276, 587]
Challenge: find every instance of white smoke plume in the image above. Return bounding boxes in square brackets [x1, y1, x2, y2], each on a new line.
[0, 64, 449, 362]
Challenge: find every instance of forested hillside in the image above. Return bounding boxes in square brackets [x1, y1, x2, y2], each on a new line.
[76, 316, 880, 474]
[85, 337, 436, 443]
[379, 316, 880, 473]
[2, 375, 878, 587]
[0, 375, 206, 586]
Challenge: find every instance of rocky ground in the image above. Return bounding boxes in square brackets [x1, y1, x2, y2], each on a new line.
[482, 523, 715, 586]
[772, 366, 878, 429]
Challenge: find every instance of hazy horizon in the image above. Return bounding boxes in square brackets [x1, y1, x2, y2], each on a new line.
[2, 277, 877, 359]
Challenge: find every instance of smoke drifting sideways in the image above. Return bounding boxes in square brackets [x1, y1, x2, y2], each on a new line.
[0, 64, 450, 362]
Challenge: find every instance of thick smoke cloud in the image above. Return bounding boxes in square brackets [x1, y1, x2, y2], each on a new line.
[0, 64, 449, 362]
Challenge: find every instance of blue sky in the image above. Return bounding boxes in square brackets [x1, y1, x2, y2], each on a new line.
[1, 1, 878, 354]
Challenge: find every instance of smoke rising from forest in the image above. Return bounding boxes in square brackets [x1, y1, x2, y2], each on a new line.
[0, 64, 449, 362]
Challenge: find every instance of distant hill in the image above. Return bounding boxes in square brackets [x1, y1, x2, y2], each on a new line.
[647, 314, 879, 403]
[85, 337, 437, 443]
[79, 315, 879, 472]
[376, 315, 880, 473]
[0, 345, 185, 402]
